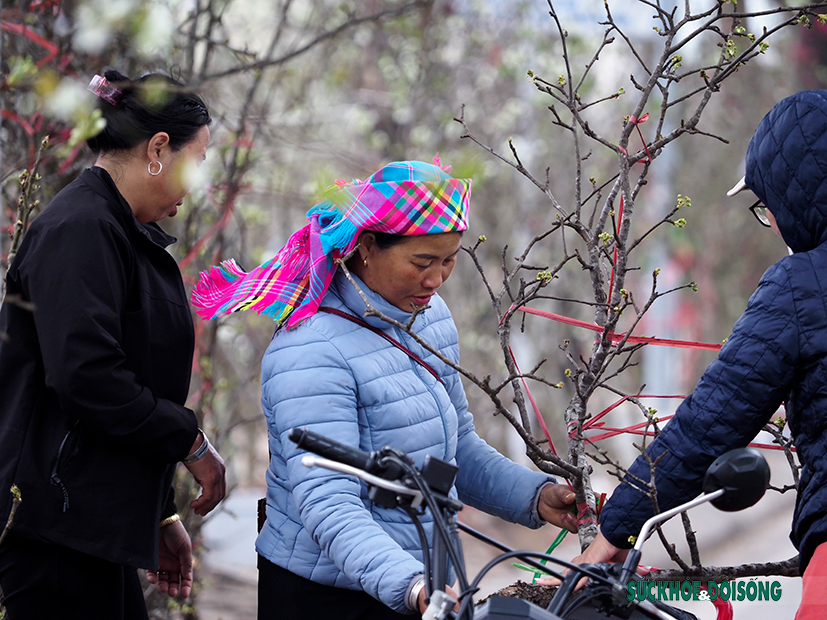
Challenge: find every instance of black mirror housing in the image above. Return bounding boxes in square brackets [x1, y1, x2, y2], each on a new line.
[702, 447, 771, 512]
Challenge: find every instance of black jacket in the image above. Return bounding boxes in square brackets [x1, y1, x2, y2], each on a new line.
[0, 167, 199, 568]
[600, 90, 827, 571]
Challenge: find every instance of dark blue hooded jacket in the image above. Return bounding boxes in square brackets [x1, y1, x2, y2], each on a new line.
[600, 90, 827, 571]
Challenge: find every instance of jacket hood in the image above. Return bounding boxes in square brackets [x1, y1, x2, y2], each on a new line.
[745, 90, 827, 253]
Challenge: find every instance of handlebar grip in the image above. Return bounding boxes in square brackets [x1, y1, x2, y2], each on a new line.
[289, 427, 373, 472]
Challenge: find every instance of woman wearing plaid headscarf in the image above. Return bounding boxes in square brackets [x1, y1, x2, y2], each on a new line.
[193, 160, 577, 619]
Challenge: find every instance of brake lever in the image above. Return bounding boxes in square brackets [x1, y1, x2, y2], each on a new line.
[301, 455, 425, 509]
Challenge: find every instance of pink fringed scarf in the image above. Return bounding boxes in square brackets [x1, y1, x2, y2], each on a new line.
[191, 159, 471, 328]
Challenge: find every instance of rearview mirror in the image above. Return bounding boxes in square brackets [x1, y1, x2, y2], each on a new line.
[702, 447, 770, 512]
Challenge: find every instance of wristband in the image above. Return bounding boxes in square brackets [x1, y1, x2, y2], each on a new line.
[159, 513, 181, 528]
[407, 575, 426, 611]
[182, 429, 210, 464]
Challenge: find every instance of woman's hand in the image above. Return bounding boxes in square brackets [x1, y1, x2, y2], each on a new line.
[537, 483, 578, 532]
[183, 434, 226, 516]
[146, 520, 193, 598]
[536, 531, 630, 587]
[571, 531, 628, 566]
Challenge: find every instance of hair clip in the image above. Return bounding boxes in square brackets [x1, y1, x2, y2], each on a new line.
[87, 74, 123, 106]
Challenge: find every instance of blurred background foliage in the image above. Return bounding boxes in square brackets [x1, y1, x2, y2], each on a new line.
[4, 0, 827, 615]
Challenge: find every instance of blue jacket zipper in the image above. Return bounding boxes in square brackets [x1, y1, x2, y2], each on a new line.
[395, 326, 449, 460]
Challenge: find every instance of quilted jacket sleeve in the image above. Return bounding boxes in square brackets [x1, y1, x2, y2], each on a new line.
[260, 324, 423, 612]
[600, 261, 800, 548]
[445, 345, 553, 529]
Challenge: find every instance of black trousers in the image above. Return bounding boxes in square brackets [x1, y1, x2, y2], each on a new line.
[258, 555, 420, 620]
[0, 533, 148, 620]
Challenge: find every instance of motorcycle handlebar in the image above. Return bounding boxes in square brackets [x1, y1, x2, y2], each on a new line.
[288, 427, 374, 472]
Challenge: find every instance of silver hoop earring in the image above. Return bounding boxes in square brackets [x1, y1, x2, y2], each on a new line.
[148, 161, 163, 176]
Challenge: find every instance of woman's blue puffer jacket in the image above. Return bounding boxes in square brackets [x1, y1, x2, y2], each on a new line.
[256, 269, 553, 612]
[600, 90, 827, 572]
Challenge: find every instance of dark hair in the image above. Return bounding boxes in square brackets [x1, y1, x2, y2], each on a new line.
[372, 231, 407, 249]
[371, 230, 463, 250]
[87, 69, 211, 156]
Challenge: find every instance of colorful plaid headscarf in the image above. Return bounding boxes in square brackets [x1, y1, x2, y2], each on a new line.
[191, 159, 471, 328]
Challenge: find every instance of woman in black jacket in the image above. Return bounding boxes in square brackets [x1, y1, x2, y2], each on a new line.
[0, 69, 226, 619]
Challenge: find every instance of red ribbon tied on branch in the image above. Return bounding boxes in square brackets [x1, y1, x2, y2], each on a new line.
[617, 112, 651, 159]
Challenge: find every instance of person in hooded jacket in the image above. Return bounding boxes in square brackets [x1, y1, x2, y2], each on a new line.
[191, 160, 579, 619]
[0, 70, 226, 619]
[550, 90, 827, 618]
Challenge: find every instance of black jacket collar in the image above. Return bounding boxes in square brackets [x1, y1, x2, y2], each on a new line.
[80, 167, 178, 249]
